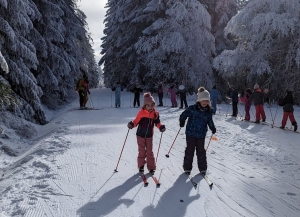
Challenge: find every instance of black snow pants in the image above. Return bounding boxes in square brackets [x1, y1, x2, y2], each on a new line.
[133, 93, 140, 107]
[78, 90, 85, 107]
[183, 136, 207, 172]
[158, 92, 163, 106]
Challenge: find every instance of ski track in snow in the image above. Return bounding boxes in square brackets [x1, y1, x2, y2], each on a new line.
[0, 88, 300, 217]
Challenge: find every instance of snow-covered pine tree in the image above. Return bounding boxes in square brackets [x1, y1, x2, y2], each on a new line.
[100, 0, 150, 88]
[0, 51, 8, 73]
[213, 0, 300, 102]
[199, 0, 238, 55]
[100, 0, 121, 87]
[32, 0, 98, 107]
[74, 6, 100, 88]
[116, 0, 152, 89]
[135, 0, 215, 91]
[0, 0, 46, 124]
[32, 0, 72, 106]
[236, 0, 251, 10]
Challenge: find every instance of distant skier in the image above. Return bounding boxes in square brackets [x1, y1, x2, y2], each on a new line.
[178, 84, 188, 109]
[132, 85, 143, 107]
[112, 82, 122, 108]
[251, 84, 266, 123]
[279, 90, 298, 131]
[210, 85, 220, 115]
[82, 78, 90, 108]
[157, 82, 164, 106]
[179, 87, 216, 175]
[167, 84, 177, 107]
[230, 84, 239, 117]
[127, 92, 166, 175]
[244, 88, 253, 121]
[76, 74, 89, 109]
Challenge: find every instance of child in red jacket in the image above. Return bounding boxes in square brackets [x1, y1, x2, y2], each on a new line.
[127, 93, 166, 174]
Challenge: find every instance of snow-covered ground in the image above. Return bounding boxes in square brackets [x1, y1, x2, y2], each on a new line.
[0, 88, 300, 217]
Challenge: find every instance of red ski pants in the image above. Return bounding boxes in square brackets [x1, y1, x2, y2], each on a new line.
[255, 104, 266, 121]
[281, 112, 296, 127]
[137, 136, 156, 170]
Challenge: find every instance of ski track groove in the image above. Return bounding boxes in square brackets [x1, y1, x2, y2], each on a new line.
[209, 115, 300, 216]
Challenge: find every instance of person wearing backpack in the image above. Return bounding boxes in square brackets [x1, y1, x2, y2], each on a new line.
[82, 78, 90, 108]
[76, 74, 88, 109]
[279, 90, 298, 131]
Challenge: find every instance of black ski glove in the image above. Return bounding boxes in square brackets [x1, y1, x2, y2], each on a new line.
[127, 121, 134, 129]
[179, 121, 185, 128]
[159, 125, 166, 132]
[211, 127, 216, 134]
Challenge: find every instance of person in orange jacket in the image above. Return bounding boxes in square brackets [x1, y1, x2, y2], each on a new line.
[76, 74, 89, 109]
[127, 92, 166, 175]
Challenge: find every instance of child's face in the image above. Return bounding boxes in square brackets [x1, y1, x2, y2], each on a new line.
[200, 100, 209, 107]
[145, 103, 155, 111]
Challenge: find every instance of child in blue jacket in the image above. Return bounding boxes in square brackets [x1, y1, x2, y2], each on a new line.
[179, 87, 216, 175]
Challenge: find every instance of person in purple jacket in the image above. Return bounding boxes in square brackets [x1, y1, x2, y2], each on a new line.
[167, 84, 177, 107]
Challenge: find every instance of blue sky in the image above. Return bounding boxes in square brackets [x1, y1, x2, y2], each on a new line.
[77, 0, 107, 64]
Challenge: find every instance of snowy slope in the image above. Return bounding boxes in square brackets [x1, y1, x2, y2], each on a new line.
[0, 88, 300, 217]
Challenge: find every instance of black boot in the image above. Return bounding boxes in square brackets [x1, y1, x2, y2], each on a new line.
[139, 165, 144, 173]
[149, 169, 155, 175]
[292, 122, 297, 131]
[183, 165, 191, 175]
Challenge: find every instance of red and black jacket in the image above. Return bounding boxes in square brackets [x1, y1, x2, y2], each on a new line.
[132, 109, 162, 138]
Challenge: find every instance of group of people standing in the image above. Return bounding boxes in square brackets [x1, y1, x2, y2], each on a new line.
[157, 83, 188, 108]
[76, 75, 297, 132]
[228, 83, 298, 131]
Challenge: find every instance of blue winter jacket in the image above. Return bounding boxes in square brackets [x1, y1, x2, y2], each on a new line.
[230, 89, 239, 103]
[179, 103, 215, 139]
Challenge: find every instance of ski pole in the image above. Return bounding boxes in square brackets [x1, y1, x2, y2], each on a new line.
[271, 105, 279, 127]
[89, 94, 94, 108]
[114, 129, 130, 172]
[226, 104, 230, 117]
[130, 91, 132, 107]
[165, 128, 181, 158]
[268, 103, 274, 124]
[205, 134, 214, 151]
[156, 132, 163, 164]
